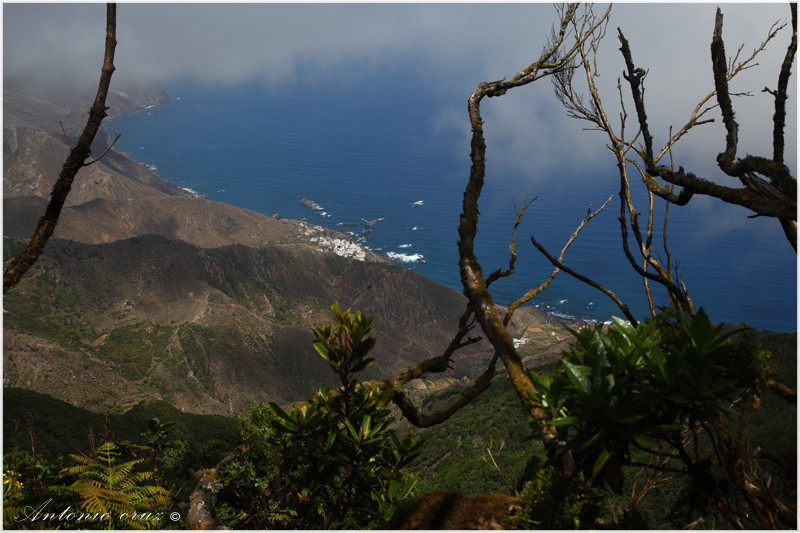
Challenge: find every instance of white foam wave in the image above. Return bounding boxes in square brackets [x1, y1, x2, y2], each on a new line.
[386, 252, 424, 263]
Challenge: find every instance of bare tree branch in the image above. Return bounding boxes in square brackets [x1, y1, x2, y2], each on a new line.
[768, 3, 797, 165]
[360, 303, 492, 429]
[618, 161, 694, 314]
[388, 350, 501, 428]
[485, 195, 537, 288]
[4, 3, 118, 293]
[85, 133, 122, 166]
[376, 305, 481, 392]
[460, 4, 579, 440]
[617, 7, 797, 250]
[455, 5, 612, 475]
[59, 121, 74, 150]
[552, 7, 697, 319]
[378, 180, 609, 428]
[530, 196, 638, 326]
[511, 194, 614, 322]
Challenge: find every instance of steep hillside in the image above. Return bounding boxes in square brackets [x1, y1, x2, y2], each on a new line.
[3, 82, 571, 419]
[4, 78, 178, 202]
[5, 195, 325, 249]
[3, 78, 169, 133]
[3, 387, 236, 460]
[3, 124, 187, 203]
[3, 232, 498, 415]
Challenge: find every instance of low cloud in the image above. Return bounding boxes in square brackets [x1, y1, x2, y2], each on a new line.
[4, 3, 795, 181]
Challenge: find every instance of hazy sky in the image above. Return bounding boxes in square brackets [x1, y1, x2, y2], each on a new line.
[4, 2, 797, 187]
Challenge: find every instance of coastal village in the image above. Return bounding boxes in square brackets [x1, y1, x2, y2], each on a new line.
[297, 197, 429, 265]
[297, 198, 396, 263]
[299, 221, 369, 261]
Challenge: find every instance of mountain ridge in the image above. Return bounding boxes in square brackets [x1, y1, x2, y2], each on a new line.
[3, 82, 565, 416]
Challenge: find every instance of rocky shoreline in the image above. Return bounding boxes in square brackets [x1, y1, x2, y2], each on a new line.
[298, 221, 386, 263]
[298, 198, 408, 264]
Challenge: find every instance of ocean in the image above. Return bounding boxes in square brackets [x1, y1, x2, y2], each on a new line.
[107, 81, 797, 332]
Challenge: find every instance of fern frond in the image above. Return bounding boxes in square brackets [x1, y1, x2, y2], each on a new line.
[71, 478, 105, 489]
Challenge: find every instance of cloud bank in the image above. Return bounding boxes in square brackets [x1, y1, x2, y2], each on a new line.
[4, 3, 796, 182]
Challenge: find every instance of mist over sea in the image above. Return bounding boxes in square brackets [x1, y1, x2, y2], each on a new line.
[108, 82, 797, 332]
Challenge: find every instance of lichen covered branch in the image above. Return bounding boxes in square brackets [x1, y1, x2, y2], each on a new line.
[618, 7, 796, 250]
[455, 5, 611, 473]
[389, 351, 501, 428]
[378, 305, 481, 392]
[769, 3, 797, 164]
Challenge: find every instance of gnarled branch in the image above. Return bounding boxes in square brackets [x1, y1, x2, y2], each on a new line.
[618, 7, 796, 250]
[768, 3, 797, 165]
[376, 305, 481, 393]
[456, 5, 611, 474]
[389, 350, 501, 428]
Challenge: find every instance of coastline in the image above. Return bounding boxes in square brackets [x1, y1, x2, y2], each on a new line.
[105, 84, 797, 333]
[105, 85, 170, 121]
[103, 87, 621, 328]
[104, 90, 417, 270]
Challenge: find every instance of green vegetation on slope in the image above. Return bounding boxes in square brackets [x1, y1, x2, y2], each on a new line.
[3, 388, 236, 460]
[3, 232, 480, 413]
[408, 373, 545, 495]
[3, 321, 795, 529]
[409, 324, 796, 528]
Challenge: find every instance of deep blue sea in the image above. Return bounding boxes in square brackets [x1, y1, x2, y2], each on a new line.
[108, 82, 797, 332]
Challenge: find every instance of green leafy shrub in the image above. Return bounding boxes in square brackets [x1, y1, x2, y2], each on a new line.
[409, 376, 542, 495]
[512, 456, 601, 529]
[525, 308, 786, 527]
[214, 402, 290, 528]
[212, 303, 420, 529]
[268, 302, 421, 528]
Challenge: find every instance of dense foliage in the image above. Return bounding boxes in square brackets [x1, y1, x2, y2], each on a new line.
[3, 389, 236, 460]
[3, 306, 795, 529]
[523, 309, 792, 528]
[3, 394, 230, 529]
[3, 304, 425, 530]
[3, 437, 176, 529]
[215, 303, 421, 528]
[61, 441, 172, 529]
[408, 376, 541, 495]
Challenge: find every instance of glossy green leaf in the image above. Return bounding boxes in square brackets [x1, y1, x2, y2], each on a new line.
[386, 478, 401, 499]
[343, 417, 360, 441]
[591, 448, 612, 480]
[563, 360, 592, 394]
[550, 416, 579, 427]
[578, 431, 603, 452]
[631, 433, 658, 450]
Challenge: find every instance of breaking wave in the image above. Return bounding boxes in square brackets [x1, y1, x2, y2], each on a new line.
[386, 252, 424, 263]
